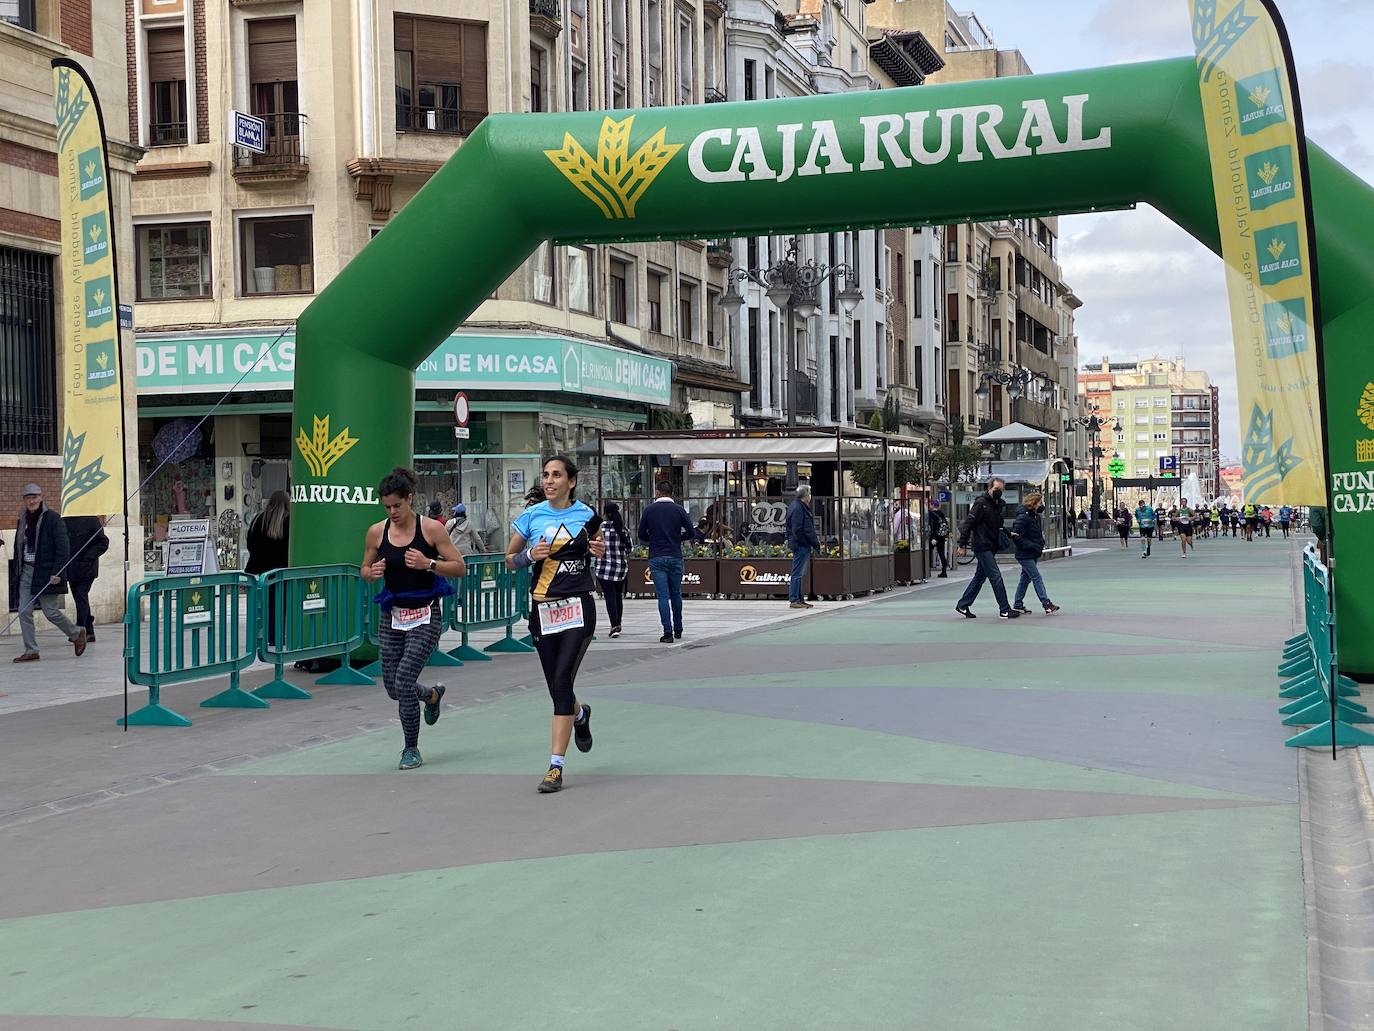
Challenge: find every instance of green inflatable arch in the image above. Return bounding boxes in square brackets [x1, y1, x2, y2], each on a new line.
[289, 56, 1374, 668]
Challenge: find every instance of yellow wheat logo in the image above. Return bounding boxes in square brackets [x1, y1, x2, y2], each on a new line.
[190, 591, 202, 605]
[88, 224, 102, 243]
[83, 159, 96, 179]
[1359, 384, 1374, 432]
[1266, 237, 1287, 261]
[92, 288, 105, 306]
[309, 580, 318, 593]
[1248, 85, 1271, 108]
[1274, 312, 1294, 335]
[1358, 439, 1374, 464]
[295, 415, 358, 478]
[95, 351, 108, 370]
[544, 115, 681, 219]
[1257, 161, 1280, 185]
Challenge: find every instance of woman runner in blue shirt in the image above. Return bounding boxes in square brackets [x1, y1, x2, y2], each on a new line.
[506, 456, 606, 793]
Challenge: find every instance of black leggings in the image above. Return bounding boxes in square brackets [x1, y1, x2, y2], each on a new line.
[378, 604, 443, 749]
[597, 577, 625, 628]
[530, 594, 597, 716]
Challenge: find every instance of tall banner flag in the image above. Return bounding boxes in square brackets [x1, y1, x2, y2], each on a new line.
[1188, 0, 1328, 505]
[51, 59, 125, 516]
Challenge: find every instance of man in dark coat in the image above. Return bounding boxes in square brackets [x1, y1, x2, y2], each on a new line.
[63, 514, 109, 642]
[954, 477, 1019, 619]
[12, 484, 87, 662]
[785, 484, 821, 609]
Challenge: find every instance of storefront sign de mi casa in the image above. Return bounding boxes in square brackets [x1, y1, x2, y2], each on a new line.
[134, 333, 672, 406]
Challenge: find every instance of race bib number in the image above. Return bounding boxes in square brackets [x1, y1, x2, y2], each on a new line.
[392, 605, 433, 633]
[538, 597, 584, 635]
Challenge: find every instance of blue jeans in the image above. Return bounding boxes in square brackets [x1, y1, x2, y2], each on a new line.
[789, 546, 811, 602]
[956, 550, 1011, 613]
[648, 555, 684, 634]
[1013, 557, 1050, 607]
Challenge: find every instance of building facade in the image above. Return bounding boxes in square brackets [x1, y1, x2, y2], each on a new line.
[2, 0, 142, 620]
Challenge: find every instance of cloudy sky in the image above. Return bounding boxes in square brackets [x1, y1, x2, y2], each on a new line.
[961, 0, 1374, 458]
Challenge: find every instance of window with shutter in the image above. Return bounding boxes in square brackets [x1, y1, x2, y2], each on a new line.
[146, 26, 187, 145]
[394, 14, 488, 134]
[248, 17, 298, 140]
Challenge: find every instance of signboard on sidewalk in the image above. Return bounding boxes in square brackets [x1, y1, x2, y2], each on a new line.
[165, 518, 218, 576]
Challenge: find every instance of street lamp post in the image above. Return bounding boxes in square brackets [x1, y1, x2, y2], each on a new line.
[1066, 404, 1116, 530]
[717, 236, 864, 432]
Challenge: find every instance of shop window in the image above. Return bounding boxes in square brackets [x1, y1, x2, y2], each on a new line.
[240, 215, 313, 295]
[567, 246, 595, 313]
[137, 222, 212, 300]
[0, 0, 37, 30]
[0, 246, 56, 455]
[147, 25, 188, 146]
[394, 14, 488, 134]
[678, 276, 698, 341]
[647, 268, 665, 332]
[609, 255, 632, 325]
[707, 287, 721, 347]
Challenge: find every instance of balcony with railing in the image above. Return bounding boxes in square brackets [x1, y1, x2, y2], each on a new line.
[149, 120, 188, 147]
[789, 370, 818, 420]
[396, 104, 485, 137]
[232, 112, 309, 183]
[704, 86, 726, 103]
[529, 0, 561, 33]
[1011, 396, 1062, 434]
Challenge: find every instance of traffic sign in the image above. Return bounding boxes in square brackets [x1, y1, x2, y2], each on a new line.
[454, 426, 471, 439]
[1158, 454, 1178, 472]
[937, 490, 951, 503]
[453, 391, 470, 427]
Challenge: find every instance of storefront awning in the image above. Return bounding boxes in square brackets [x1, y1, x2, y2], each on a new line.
[600, 429, 923, 463]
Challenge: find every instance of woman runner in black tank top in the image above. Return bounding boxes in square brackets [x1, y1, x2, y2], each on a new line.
[361, 467, 466, 770]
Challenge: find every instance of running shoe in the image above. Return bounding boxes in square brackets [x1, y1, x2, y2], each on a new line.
[1043, 602, 1061, 614]
[398, 747, 423, 770]
[999, 610, 1022, 619]
[955, 606, 976, 619]
[609, 626, 622, 638]
[574, 703, 593, 753]
[423, 683, 446, 726]
[538, 766, 563, 793]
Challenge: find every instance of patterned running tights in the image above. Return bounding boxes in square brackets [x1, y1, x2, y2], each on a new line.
[378, 605, 443, 749]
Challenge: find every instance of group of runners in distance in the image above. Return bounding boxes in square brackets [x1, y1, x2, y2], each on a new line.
[361, 457, 603, 792]
[1109, 499, 1298, 558]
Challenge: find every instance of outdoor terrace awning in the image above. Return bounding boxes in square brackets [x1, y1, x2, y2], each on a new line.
[600, 428, 923, 463]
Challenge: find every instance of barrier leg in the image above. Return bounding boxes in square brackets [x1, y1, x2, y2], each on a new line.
[486, 620, 536, 654]
[1279, 674, 1317, 698]
[1278, 656, 1314, 678]
[1285, 720, 1374, 749]
[118, 685, 192, 727]
[1338, 675, 1362, 698]
[1281, 699, 1374, 727]
[425, 648, 464, 669]
[255, 657, 313, 700]
[450, 628, 493, 662]
[1279, 691, 1324, 714]
[317, 652, 377, 685]
[202, 670, 271, 709]
[1284, 633, 1305, 647]
[361, 659, 383, 677]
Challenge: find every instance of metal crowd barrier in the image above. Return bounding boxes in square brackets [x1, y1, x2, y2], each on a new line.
[446, 554, 534, 661]
[120, 571, 262, 726]
[1280, 545, 1373, 750]
[256, 564, 373, 699]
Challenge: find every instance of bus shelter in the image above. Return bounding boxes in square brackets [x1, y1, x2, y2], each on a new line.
[596, 427, 929, 599]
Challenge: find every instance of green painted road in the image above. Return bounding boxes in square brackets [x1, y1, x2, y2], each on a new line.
[0, 536, 1307, 1030]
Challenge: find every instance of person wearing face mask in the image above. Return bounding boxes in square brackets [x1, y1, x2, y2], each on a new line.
[1010, 492, 1059, 614]
[955, 478, 1019, 619]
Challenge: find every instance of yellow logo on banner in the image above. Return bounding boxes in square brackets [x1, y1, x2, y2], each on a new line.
[544, 115, 681, 220]
[1248, 84, 1271, 108]
[295, 415, 358, 478]
[1255, 160, 1280, 186]
[1359, 384, 1374, 431]
[1266, 237, 1287, 261]
[1357, 441, 1374, 465]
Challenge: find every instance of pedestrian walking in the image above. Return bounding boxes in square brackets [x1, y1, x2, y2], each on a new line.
[1134, 498, 1156, 558]
[1178, 499, 1196, 557]
[1115, 506, 1132, 549]
[506, 456, 606, 794]
[954, 478, 1019, 619]
[595, 502, 630, 637]
[1010, 493, 1059, 614]
[361, 467, 466, 771]
[637, 479, 696, 644]
[246, 490, 291, 647]
[926, 499, 950, 578]
[10, 484, 87, 662]
[444, 503, 484, 556]
[1279, 504, 1293, 538]
[785, 484, 821, 609]
[61, 513, 108, 642]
